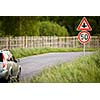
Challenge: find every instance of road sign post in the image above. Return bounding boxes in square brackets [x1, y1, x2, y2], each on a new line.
[83, 43, 85, 56]
[77, 17, 92, 56]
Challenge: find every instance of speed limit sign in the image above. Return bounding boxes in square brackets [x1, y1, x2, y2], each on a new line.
[78, 31, 91, 44]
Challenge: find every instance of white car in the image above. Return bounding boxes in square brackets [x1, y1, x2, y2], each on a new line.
[0, 50, 21, 82]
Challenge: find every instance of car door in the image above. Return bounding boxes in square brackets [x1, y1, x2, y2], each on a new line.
[12, 61, 19, 77]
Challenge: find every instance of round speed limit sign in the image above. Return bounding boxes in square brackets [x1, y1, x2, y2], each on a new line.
[78, 31, 91, 44]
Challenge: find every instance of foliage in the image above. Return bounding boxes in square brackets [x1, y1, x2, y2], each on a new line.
[34, 21, 68, 36]
[0, 16, 19, 36]
[0, 16, 100, 36]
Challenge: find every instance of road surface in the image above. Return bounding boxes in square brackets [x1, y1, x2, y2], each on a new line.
[20, 52, 93, 79]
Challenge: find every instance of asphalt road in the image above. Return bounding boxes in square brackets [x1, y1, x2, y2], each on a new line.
[20, 52, 93, 79]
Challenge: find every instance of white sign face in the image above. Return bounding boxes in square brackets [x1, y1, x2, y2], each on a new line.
[78, 31, 91, 44]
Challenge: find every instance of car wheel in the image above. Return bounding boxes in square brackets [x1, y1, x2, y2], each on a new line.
[16, 68, 21, 82]
[8, 69, 13, 83]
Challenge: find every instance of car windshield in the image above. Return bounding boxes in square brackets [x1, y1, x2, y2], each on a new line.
[0, 53, 3, 62]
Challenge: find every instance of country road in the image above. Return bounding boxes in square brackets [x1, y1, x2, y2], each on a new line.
[20, 52, 93, 79]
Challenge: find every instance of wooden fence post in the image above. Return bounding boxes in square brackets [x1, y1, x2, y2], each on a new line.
[25, 36, 27, 48]
[8, 36, 11, 49]
[6, 37, 8, 49]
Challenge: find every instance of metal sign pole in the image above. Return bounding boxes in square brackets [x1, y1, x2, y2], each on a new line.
[83, 43, 85, 56]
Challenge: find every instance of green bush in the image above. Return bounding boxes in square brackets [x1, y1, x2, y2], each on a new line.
[34, 21, 68, 36]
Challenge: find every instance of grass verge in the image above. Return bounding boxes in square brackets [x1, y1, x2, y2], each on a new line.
[21, 50, 100, 83]
[11, 47, 97, 59]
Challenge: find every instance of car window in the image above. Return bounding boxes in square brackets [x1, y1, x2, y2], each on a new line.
[3, 51, 12, 60]
[0, 53, 3, 62]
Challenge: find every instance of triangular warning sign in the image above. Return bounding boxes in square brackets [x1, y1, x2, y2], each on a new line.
[77, 17, 92, 31]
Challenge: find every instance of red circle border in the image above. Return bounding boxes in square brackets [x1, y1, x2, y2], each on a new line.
[77, 31, 91, 44]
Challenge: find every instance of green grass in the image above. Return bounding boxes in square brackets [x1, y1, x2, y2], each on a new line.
[22, 50, 100, 83]
[11, 47, 97, 59]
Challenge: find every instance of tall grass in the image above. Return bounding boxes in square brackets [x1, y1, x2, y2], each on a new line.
[23, 50, 100, 83]
[11, 47, 97, 59]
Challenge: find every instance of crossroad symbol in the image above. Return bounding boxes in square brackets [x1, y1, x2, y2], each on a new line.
[77, 17, 92, 31]
[82, 23, 87, 28]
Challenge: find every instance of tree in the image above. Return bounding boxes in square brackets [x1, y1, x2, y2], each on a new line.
[0, 16, 19, 36]
[34, 21, 68, 36]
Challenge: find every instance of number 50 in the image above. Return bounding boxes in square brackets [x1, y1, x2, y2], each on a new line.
[81, 34, 88, 40]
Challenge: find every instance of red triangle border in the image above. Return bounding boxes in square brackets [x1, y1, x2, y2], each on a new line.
[77, 17, 92, 31]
